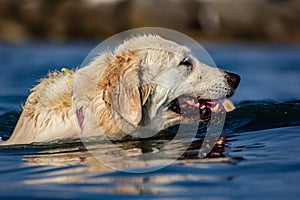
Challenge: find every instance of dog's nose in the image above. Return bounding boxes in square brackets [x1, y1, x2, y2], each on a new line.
[226, 72, 240, 89]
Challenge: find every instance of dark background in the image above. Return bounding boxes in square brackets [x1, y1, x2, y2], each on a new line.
[0, 0, 300, 43]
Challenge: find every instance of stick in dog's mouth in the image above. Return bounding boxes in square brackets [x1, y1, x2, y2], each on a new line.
[168, 95, 227, 121]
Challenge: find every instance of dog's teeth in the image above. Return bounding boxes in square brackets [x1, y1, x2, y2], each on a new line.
[215, 104, 220, 111]
[200, 105, 206, 109]
[211, 103, 220, 112]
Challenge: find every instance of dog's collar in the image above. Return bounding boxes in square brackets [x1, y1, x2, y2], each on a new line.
[61, 67, 73, 86]
[62, 67, 85, 130]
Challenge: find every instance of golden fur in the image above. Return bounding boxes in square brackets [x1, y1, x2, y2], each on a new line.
[2, 35, 240, 145]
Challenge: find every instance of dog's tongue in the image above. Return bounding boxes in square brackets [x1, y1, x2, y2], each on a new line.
[205, 101, 226, 113]
[180, 97, 226, 113]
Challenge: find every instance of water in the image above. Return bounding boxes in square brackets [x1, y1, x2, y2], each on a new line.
[0, 41, 300, 199]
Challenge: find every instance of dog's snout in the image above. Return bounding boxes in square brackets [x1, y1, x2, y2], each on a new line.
[226, 72, 240, 89]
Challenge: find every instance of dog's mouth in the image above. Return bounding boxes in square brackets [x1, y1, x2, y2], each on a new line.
[168, 95, 226, 121]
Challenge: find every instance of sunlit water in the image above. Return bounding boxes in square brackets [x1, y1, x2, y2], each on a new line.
[0, 42, 300, 199]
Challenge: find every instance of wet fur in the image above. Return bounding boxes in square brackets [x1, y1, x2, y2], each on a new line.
[2, 35, 239, 145]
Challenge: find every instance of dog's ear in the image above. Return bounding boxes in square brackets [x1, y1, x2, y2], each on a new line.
[103, 69, 151, 127]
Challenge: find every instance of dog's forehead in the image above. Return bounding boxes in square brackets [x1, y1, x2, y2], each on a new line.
[115, 35, 190, 56]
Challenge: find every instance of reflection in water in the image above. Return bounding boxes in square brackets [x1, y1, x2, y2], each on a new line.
[2, 101, 300, 197]
[2, 101, 300, 195]
[9, 136, 239, 195]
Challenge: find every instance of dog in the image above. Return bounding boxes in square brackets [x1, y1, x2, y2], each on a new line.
[2, 35, 240, 145]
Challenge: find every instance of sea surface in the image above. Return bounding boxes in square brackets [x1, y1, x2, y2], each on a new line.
[0, 41, 300, 199]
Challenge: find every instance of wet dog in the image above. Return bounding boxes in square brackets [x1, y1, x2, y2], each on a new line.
[3, 35, 240, 145]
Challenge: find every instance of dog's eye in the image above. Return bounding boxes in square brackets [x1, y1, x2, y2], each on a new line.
[179, 57, 193, 76]
[179, 57, 193, 67]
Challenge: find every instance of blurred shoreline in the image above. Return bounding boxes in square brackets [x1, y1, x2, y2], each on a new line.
[0, 0, 300, 43]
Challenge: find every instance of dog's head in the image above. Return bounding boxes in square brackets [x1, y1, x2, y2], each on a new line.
[75, 35, 240, 137]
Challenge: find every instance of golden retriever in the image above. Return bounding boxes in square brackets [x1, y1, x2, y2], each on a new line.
[2, 35, 240, 145]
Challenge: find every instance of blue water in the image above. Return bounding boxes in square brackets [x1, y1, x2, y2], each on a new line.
[0, 41, 300, 199]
